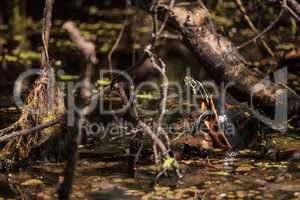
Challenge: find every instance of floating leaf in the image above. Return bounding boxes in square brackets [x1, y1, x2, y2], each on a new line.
[58, 74, 79, 81]
[89, 6, 98, 15]
[239, 149, 254, 155]
[235, 164, 254, 172]
[210, 171, 229, 176]
[19, 51, 40, 60]
[5, 55, 17, 62]
[96, 78, 111, 87]
[99, 43, 110, 52]
[136, 92, 156, 100]
[276, 43, 295, 50]
[21, 179, 44, 187]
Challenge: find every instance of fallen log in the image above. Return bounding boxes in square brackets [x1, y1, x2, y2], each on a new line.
[135, 1, 300, 117]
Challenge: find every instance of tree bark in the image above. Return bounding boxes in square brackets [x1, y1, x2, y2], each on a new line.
[135, 1, 300, 116]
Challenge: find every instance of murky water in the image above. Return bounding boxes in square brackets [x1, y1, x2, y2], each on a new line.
[4, 139, 300, 199]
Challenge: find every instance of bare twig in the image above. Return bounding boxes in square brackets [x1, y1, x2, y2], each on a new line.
[221, 4, 285, 61]
[153, 142, 159, 164]
[0, 114, 66, 142]
[150, 0, 159, 45]
[148, 1, 174, 153]
[138, 121, 167, 153]
[236, 8, 284, 52]
[287, 0, 300, 13]
[234, 0, 274, 56]
[286, 0, 300, 20]
[151, 0, 176, 45]
[116, 77, 168, 162]
[150, 57, 168, 128]
[156, 0, 175, 36]
[107, 21, 127, 123]
[145, 48, 171, 149]
[285, 0, 300, 22]
[108, 22, 127, 78]
[134, 135, 144, 167]
[234, 0, 299, 56]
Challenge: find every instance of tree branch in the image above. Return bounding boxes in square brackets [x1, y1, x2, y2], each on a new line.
[135, 0, 300, 116]
[0, 114, 66, 142]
